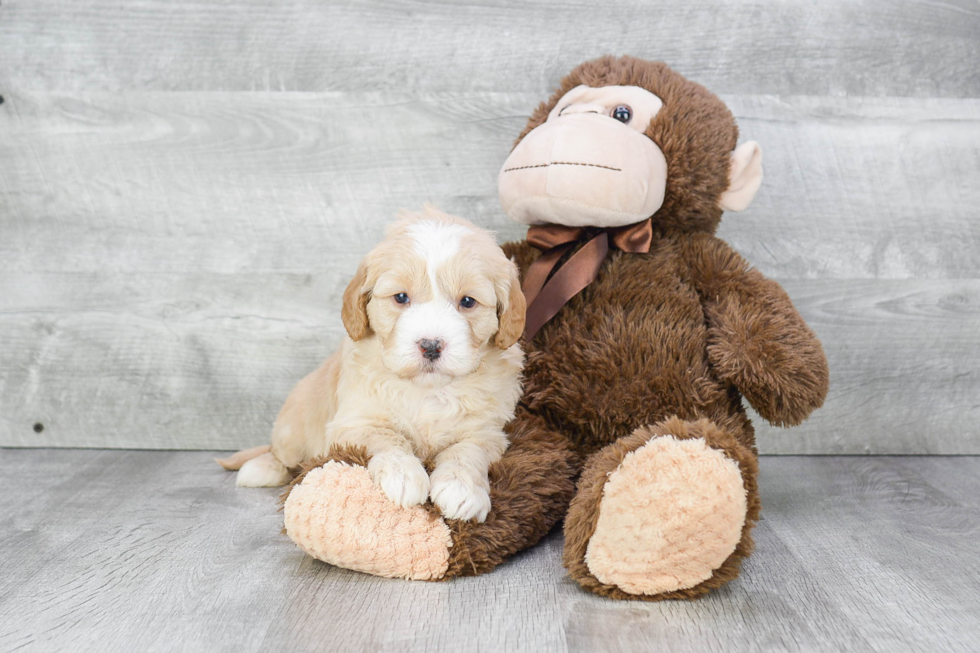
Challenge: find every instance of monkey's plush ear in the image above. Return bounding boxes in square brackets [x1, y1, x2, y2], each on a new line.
[718, 141, 763, 212]
[494, 261, 527, 349]
[341, 262, 372, 341]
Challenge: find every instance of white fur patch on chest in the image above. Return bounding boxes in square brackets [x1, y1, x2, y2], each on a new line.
[394, 385, 462, 426]
[387, 383, 472, 456]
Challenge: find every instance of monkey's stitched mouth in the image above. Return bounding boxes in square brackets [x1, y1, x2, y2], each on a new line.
[502, 161, 622, 173]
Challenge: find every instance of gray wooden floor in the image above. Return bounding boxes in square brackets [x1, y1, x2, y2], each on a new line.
[1, 451, 977, 653]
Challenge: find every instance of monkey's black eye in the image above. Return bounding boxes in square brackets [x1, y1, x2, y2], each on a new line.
[459, 296, 477, 309]
[394, 292, 410, 304]
[611, 105, 632, 123]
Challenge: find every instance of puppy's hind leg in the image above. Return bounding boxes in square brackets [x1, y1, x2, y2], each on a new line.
[236, 452, 293, 487]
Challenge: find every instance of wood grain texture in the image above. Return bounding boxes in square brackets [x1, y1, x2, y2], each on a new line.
[1, 450, 977, 652]
[2, 91, 977, 279]
[2, 275, 978, 453]
[1, 0, 978, 97]
[756, 279, 980, 455]
[1, 91, 978, 452]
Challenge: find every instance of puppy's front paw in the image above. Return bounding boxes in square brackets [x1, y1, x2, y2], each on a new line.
[367, 451, 430, 508]
[429, 466, 491, 522]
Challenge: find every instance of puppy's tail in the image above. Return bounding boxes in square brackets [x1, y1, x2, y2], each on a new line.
[215, 444, 271, 471]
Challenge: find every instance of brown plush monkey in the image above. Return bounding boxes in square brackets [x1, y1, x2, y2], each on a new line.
[282, 56, 829, 600]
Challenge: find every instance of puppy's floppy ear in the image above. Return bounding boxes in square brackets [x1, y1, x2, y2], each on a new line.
[494, 260, 526, 349]
[341, 261, 372, 341]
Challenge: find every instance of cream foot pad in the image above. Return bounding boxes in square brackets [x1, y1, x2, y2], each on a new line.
[585, 435, 747, 595]
[283, 461, 452, 580]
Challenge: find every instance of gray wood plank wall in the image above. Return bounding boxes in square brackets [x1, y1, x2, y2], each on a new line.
[1, 1, 978, 453]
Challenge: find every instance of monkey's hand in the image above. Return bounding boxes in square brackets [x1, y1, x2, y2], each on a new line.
[688, 236, 829, 427]
[704, 269, 829, 426]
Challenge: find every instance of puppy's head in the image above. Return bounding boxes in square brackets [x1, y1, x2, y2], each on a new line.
[342, 206, 525, 384]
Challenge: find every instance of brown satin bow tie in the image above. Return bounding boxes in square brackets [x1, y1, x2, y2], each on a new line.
[522, 218, 654, 340]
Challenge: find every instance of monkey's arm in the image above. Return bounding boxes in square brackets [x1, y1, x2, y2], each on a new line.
[686, 236, 829, 427]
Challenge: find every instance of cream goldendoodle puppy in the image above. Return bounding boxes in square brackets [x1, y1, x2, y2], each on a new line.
[218, 207, 526, 522]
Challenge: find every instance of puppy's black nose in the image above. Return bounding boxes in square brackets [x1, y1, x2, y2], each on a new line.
[419, 339, 444, 361]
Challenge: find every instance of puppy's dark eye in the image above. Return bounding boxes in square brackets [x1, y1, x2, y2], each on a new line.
[459, 296, 477, 309]
[611, 105, 632, 123]
[394, 292, 410, 304]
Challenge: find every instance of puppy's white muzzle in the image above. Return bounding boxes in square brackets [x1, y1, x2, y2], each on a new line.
[385, 298, 475, 381]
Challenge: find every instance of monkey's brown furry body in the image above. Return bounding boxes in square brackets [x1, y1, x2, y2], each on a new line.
[499, 230, 826, 597]
[282, 57, 828, 600]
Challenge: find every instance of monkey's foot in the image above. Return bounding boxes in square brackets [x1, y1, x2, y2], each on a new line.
[564, 419, 759, 600]
[284, 460, 452, 580]
[281, 419, 578, 582]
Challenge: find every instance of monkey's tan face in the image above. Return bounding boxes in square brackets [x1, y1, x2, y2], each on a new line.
[498, 85, 669, 228]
